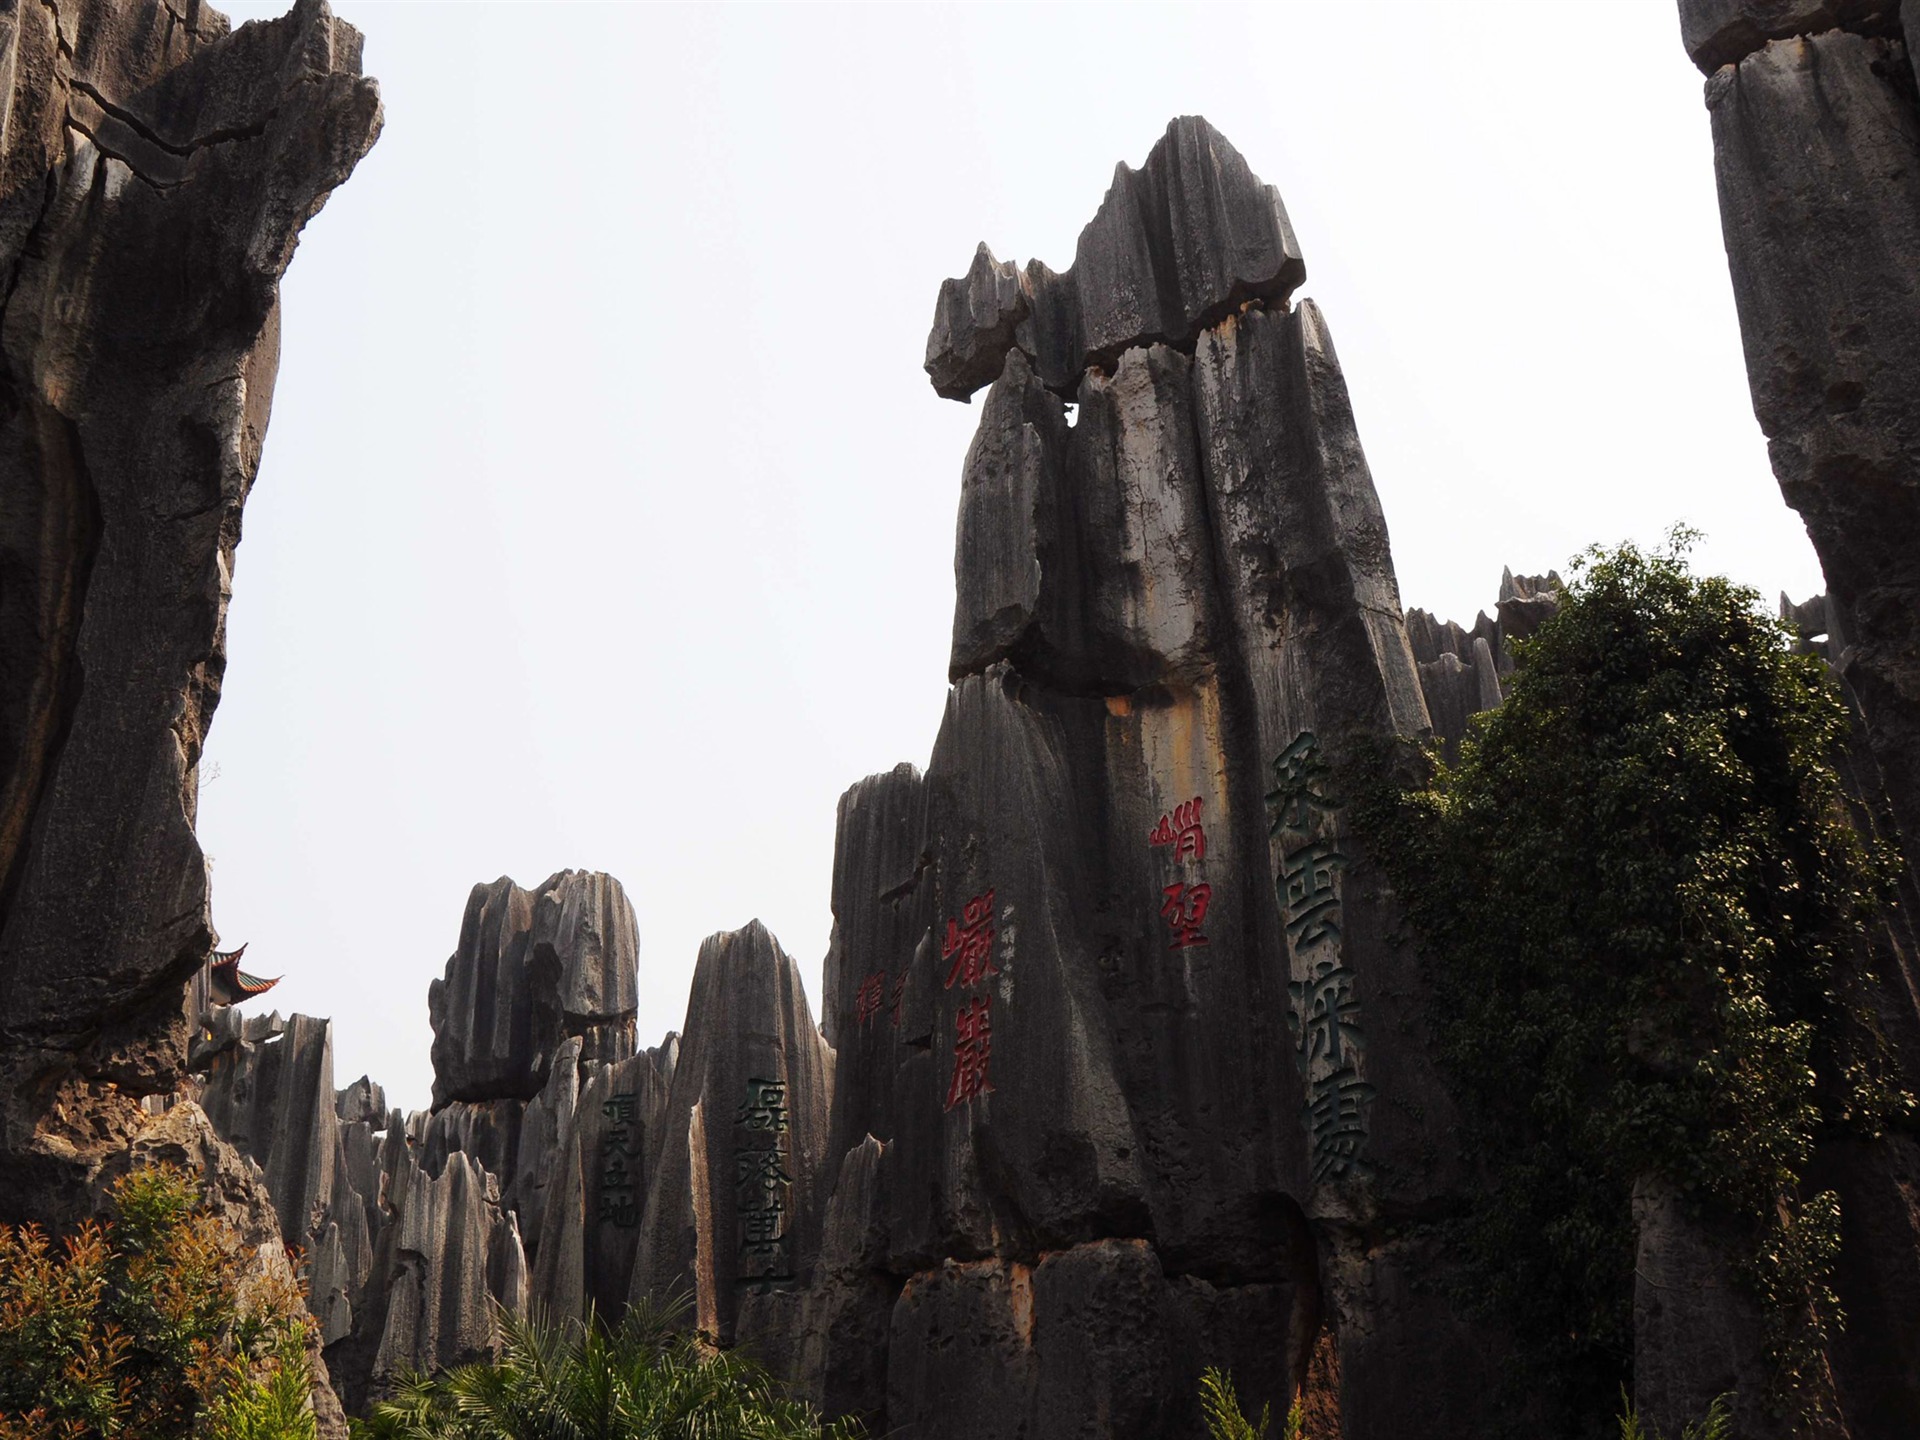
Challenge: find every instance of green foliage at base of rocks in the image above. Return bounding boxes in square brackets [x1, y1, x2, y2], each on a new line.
[1348, 533, 1913, 1431]
[354, 1302, 861, 1440]
[1617, 1390, 1733, 1440]
[0, 1165, 317, 1440]
[1198, 1367, 1302, 1440]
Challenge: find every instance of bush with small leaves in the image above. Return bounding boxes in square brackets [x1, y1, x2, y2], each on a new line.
[0, 1164, 316, 1440]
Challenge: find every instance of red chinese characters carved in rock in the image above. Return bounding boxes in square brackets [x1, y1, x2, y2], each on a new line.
[1148, 796, 1207, 863]
[942, 889, 998, 989]
[944, 992, 994, 1111]
[854, 970, 887, 1028]
[1160, 881, 1212, 949]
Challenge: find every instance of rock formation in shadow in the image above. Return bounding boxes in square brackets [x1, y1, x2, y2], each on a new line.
[0, 3, 380, 1432]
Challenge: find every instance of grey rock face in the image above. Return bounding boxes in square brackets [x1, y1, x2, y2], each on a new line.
[0, 0, 379, 1239]
[1405, 570, 1560, 757]
[1815, 1136, 1920, 1433]
[796, 1137, 897, 1425]
[925, 117, 1304, 401]
[949, 351, 1070, 678]
[1631, 1175, 1792, 1438]
[1697, 20, 1920, 896]
[429, 869, 641, 1106]
[0, 15, 379, 1428]
[884, 1240, 1304, 1440]
[926, 244, 1031, 402]
[1678, 0, 1902, 70]
[630, 921, 834, 1350]
[372, 1151, 522, 1389]
[821, 765, 928, 1172]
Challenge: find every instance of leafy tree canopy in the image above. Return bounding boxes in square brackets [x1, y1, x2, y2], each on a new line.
[1351, 533, 1912, 1429]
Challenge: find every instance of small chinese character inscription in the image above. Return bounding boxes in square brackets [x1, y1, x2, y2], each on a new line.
[1160, 882, 1213, 949]
[1148, 797, 1208, 862]
[1266, 731, 1341, 836]
[735, 1075, 795, 1289]
[943, 890, 998, 989]
[596, 1090, 641, 1228]
[944, 992, 995, 1111]
[1266, 730, 1373, 1185]
[735, 1078, 789, 1133]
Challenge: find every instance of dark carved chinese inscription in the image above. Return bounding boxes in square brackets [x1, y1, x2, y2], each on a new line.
[1152, 796, 1212, 949]
[734, 1077, 794, 1288]
[1267, 731, 1374, 1183]
[598, 1091, 641, 1227]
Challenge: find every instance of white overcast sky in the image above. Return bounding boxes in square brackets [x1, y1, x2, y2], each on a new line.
[199, 0, 1822, 1112]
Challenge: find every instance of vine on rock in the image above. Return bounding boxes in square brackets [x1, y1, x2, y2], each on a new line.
[1348, 533, 1912, 1431]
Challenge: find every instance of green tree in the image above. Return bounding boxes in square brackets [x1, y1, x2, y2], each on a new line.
[356, 1302, 861, 1440]
[0, 1165, 317, 1440]
[1351, 533, 1911, 1429]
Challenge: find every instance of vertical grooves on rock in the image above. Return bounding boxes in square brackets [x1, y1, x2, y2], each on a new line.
[0, 406, 97, 949]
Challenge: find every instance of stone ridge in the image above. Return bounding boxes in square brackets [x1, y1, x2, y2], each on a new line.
[1677, 0, 1906, 71]
[924, 116, 1305, 400]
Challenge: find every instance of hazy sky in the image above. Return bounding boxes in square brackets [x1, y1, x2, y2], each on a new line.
[199, 0, 1820, 1112]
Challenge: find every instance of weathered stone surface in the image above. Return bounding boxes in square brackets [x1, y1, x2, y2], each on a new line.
[191, 1002, 392, 1389]
[372, 1150, 521, 1389]
[927, 243, 1030, 402]
[337, 1075, 386, 1127]
[1815, 1135, 1920, 1434]
[821, 765, 928, 1172]
[199, 1012, 341, 1252]
[885, 667, 1152, 1266]
[1406, 571, 1557, 757]
[948, 350, 1070, 678]
[1702, 25, 1920, 881]
[886, 1258, 1039, 1439]
[885, 1240, 1303, 1440]
[0, 0, 379, 1235]
[629, 921, 833, 1347]
[429, 869, 641, 1105]
[1631, 1175, 1799, 1439]
[1678, 0, 1902, 71]
[925, 117, 1304, 400]
[796, 1137, 897, 1424]
[1495, 567, 1561, 647]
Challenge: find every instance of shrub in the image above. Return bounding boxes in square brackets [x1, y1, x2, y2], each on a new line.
[1617, 1390, 1733, 1440]
[355, 1301, 860, 1440]
[1198, 1366, 1302, 1440]
[0, 1164, 316, 1440]
[1350, 533, 1912, 1430]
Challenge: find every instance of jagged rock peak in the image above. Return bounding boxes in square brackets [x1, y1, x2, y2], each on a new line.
[429, 870, 641, 1108]
[924, 116, 1305, 400]
[1406, 568, 1563, 759]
